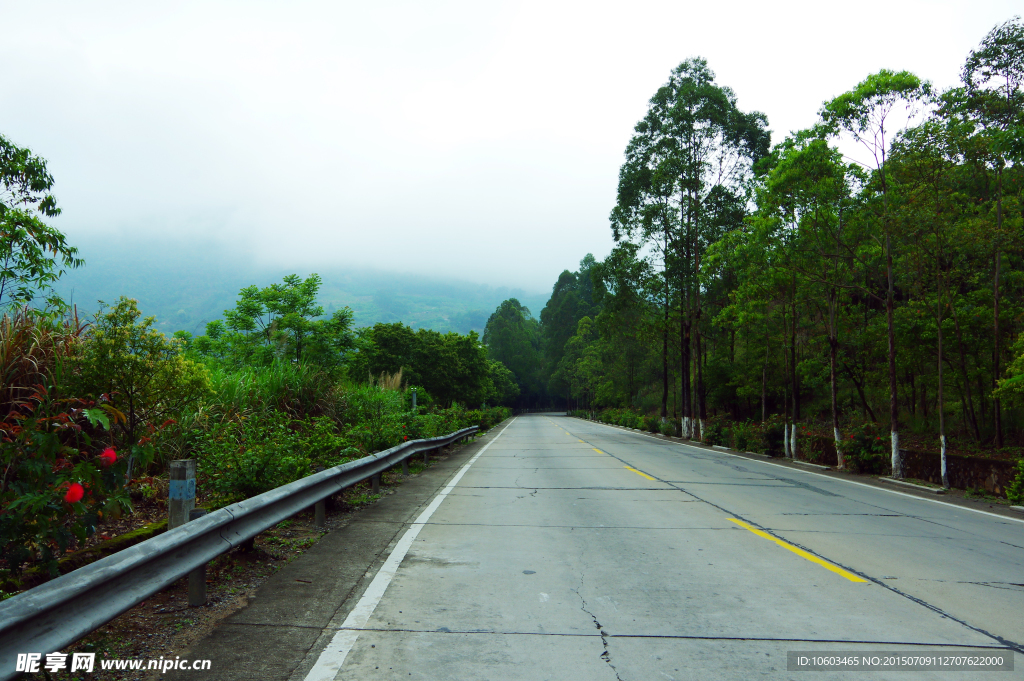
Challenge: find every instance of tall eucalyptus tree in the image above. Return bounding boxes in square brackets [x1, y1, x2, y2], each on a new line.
[756, 131, 863, 466]
[821, 69, 929, 478]
[961, 16, 1024, 447]
[612, 57, 769, 433]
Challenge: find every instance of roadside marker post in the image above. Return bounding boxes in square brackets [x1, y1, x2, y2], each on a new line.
[168, 460, 196, 531]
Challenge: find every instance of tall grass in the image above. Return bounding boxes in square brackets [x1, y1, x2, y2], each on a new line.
[205, 362, 343, 419]
[0, 307, 85, 421]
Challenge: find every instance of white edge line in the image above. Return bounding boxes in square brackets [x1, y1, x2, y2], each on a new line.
[303, 417, 517, 681]
[572, 417, 1024, 525]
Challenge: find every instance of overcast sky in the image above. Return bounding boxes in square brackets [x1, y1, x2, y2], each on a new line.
[2, 1, 1019, 292]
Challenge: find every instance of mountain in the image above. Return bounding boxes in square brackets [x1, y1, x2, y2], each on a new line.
[52, 236, 549, 336]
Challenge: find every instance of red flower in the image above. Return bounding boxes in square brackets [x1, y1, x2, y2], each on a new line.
[64, 482, 84, 504]
[98, 447, 117, 467]
[403, 436, 408, 440]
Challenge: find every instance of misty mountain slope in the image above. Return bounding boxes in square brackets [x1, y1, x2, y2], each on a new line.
[52, 238, 548, 335]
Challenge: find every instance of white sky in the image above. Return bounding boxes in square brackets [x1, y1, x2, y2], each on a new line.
[2, 0, 1018, 292]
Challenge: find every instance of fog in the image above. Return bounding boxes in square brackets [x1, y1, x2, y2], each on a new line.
[2, 0, 1018, 292]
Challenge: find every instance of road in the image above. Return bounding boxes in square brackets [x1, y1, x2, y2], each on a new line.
[181, 415, 1024, 680]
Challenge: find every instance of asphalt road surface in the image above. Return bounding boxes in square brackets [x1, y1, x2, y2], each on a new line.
[182, 415, 1024, 680]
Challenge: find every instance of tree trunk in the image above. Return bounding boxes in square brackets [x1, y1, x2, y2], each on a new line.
[829, 300, 843, 469]
[993, 239, 1002, 447]
[937, 289, 948, 488]
[791, 274, 799, 421]
[761, 324, 769, 423]
[681, 293, 690, 438]
[661, 268, 669, 419]
[886, 233, 902, 478]
[695, 249, 706, 439]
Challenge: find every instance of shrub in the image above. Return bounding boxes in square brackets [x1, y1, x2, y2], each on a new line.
[193, 415, 358, 503]
[347, 385, 406, 452]
[732, 421, 751, 452]
[704, 417, 727, 446]
[69, 297, 210, 478]
[842, 423, 890, 474]
[0, 390, 129, 574]
[659, 418, 676, 437]
[761, 415, 786, 457]
[1005, 459, 1023, 504]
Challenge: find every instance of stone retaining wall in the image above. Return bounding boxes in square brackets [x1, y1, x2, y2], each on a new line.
[799, 436, 1017, 496]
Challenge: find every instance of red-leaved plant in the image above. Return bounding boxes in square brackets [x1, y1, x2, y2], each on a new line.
[0, 386, 131, 575]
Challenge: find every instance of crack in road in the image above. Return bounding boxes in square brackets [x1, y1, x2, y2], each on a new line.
[573, 570, 622, 681]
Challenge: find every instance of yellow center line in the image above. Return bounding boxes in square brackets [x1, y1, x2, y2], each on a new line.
[592, 447, 604, 454]
[624, 465, 656, 481]
[728, 519, 868, 583]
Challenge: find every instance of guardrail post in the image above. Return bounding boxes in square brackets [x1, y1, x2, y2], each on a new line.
[402, 458, 409, 475]
[314, 500, 326, 529]
[424, 448, 430, 465]
[371, 473, 380, 494]
[169, 460, 196, 531]
[187, 508, 208, 606]
[311, 466, 326, 529]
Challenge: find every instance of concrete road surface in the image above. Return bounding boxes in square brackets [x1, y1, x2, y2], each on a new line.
[178, 415, 1024, 680]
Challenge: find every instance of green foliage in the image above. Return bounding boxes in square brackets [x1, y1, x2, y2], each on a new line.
[996, 332, 1024, 402]
[1007, 458, 1024, 504]
[483, 299, 543, 404]
[69, 298, 211, 467]
[704, 417, 727, 446]
[0, 391, 129, 574]
[840, 423, 891, 474]
[192, 415, 357, 503]
[487, 360, 520, 406]
[348, 322, 497, 407]
[348, 385, 407, 453]
[0, 134, 83, 309]
[189, 274, 356, 368]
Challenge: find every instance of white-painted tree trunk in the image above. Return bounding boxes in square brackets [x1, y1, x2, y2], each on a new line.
[891, 431, 901, 478]
[940, 435, 948, 488]
[790, 424, 797, 459]
[834, 427, 843, 469]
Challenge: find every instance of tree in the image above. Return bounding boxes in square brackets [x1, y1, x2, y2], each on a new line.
[483, 299, 543, 404]
[412, 329, 492, 406]
[196, 273, 354, 367]
[349, 323, 419, 384]
[488, 360, 520, 406]
[961, 16, 1024, 447]
[612, 58, 769, 432]
[0, 134, 83, 308]
[540, 255, 599, 402]
[758, 131, 865, 466]
[821, 69, 930, 478]
[71, 297, 211, 479]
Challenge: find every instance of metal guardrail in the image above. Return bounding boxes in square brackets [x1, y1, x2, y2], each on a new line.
[0, 426, 478, 679]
